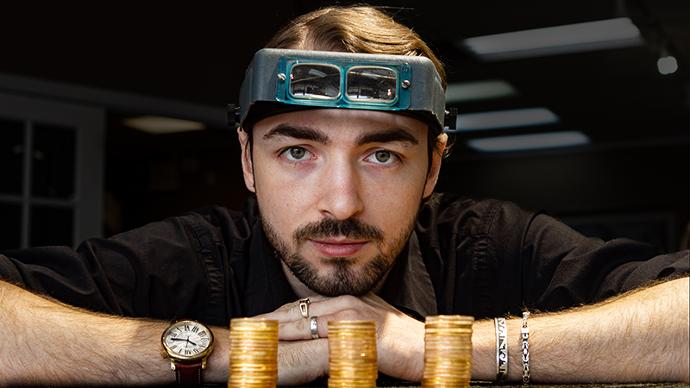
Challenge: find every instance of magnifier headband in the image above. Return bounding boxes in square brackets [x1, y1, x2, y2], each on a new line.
[237, 49, 452, 131]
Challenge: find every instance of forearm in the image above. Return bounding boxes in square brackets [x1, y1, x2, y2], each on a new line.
[0, 280, 230, 385]
[472, 277, 689, 383]
[277, 338, 329, 385]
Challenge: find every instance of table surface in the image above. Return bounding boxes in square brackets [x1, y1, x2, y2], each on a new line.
[288, 376, 690, 388]
[13, 380, 690, 387]
[171, 382, 689, 388]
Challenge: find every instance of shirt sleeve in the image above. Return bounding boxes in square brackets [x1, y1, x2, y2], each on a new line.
[0, 207, 236, 325]
[518, 210, 689, 311]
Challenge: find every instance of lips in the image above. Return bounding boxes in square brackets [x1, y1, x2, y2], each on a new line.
[310, 239, 368, 257]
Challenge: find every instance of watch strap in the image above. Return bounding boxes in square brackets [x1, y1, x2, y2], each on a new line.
[175, 361, 202, 385]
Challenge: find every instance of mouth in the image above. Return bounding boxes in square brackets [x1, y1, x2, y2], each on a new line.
[309, 238, 368, 257]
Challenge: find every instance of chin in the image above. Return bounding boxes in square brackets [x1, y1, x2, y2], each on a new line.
[296, 255, 389, 296]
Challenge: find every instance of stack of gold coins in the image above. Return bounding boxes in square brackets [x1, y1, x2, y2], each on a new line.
[327, 320, 378, 388]
[228, 318, 278, 387]
[423, 315, 474, 387]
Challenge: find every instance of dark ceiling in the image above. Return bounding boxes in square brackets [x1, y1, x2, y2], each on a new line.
[1, 0, 687, 245]
[0, 1, 687, 148]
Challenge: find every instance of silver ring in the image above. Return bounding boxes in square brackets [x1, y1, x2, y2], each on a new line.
[298, 298, 310, 319]
[310, 316, 319, 339]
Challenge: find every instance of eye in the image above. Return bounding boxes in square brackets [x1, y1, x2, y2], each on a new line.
[365, 150, 398, 165]
[282, 146, 312, 161]
[374, 151, 391, 163]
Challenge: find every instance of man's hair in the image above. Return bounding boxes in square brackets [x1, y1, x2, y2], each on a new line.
[265, 5, 447, 90]
[245, 5, 450, 162]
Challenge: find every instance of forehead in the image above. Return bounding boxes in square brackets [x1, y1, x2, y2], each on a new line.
[251, 109, 429, 141]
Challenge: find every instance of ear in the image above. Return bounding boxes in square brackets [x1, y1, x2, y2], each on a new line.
[422, 132, 448, 199]
[237, 128, 256, 193]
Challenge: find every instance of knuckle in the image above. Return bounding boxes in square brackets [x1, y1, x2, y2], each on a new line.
[336, 308, 360, 321]
[338, 295, 359, 306]
[295, 317, 306, 332]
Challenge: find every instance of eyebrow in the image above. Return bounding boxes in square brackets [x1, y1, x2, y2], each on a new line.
[262, 124, 330, 144]
[355, 128, 419, 146]
[261, 123, 420, 146]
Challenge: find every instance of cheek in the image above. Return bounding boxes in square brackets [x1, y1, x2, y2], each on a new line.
[252, 156, 317, 239]
[359, 168, 427, 231]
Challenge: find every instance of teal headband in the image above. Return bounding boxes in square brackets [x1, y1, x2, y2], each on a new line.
[229, 48, 456, 132]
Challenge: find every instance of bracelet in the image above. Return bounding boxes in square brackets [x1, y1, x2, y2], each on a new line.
[521, 311, 530, 384]
[494, 317, 508, 382]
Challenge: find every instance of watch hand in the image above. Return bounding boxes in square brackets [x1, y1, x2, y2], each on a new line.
[170, 338, 187, 342]
[183, 336, 199, 347]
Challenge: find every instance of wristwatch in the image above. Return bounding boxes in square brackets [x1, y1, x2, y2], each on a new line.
[161, 320, 215, 385]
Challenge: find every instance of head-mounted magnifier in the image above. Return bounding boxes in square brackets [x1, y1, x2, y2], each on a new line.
[229, 48, 456, 132]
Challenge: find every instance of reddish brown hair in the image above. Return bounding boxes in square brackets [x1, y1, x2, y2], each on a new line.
[265, 5, 446, 90]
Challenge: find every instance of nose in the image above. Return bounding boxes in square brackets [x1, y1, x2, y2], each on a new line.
[316, 156, 364, 220]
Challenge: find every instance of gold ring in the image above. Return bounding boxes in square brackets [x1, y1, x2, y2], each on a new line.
[298, 298, 310, 318]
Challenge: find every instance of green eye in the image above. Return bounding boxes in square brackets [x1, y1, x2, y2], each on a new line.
[374, 150, 391, 163]
[288, 147, 307, 160]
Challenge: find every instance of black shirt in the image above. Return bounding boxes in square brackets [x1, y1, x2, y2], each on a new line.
[1, 193, 687, 326]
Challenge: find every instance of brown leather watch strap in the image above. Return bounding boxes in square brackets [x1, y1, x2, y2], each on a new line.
[175, 361, 202, 385]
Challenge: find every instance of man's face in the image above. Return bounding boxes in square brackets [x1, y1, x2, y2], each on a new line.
[239, 109, 444, 296]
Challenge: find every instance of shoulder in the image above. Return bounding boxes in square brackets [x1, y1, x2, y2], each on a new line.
[417, 193, 538, 237]
[175, 201, 256, 245]
[105, 200, 257, 252]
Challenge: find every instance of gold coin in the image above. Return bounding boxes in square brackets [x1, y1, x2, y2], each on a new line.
[229, 318, 278, 388]
[423, 315, 474, 387]
[327, 320, 378, 386]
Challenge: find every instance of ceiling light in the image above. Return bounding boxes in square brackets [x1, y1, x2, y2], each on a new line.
[123, 116, 206, 134]
[452, 107, 559, 132]
[460, 17, 643, 61]
[467, 131, 590, 152]
[445, 80, 517, 103]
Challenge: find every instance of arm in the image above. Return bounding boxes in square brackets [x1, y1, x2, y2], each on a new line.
[472, 276, 689, 383]
[266, 277, 688, 384]
[0, 280, 230, 385]
[278, 339, 329, 384]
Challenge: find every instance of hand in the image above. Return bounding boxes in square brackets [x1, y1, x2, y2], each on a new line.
[258, 294, 425, 382]
[254, 301, 330, 385]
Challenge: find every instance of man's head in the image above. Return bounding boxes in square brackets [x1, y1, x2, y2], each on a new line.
[236, 5, 449, 296]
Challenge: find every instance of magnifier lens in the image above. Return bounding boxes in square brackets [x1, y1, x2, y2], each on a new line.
[290, 64, 341, 100]
[346, 66, 397, 102]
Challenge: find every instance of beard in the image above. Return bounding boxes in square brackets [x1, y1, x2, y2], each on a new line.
[260, 214, 415, 296]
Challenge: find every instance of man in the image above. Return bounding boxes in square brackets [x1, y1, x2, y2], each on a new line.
[0, 5, 688, 386]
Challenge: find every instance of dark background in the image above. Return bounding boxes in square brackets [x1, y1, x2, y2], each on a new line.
[0, 1, 688, 252]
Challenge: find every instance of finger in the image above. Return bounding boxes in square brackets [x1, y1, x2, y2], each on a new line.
[256, 299, 311, 321]
[254, 308, 295, 321]
[275, 315, 311, 340]
[277, 314, 330, 341]
[277, 308, 371, 341]
[306, 295, 368, 318]
[303, 294, 328, 303]
[361, 293, 402, 313]
[256, 294, 372, 326]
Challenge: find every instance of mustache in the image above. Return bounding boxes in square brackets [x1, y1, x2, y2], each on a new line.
[293, 218, 384, 243]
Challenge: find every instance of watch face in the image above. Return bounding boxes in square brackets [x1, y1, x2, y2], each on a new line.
[162, 320, 214, 360]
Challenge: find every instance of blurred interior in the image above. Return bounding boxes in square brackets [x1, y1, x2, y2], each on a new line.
[0, 0, 687, 253]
